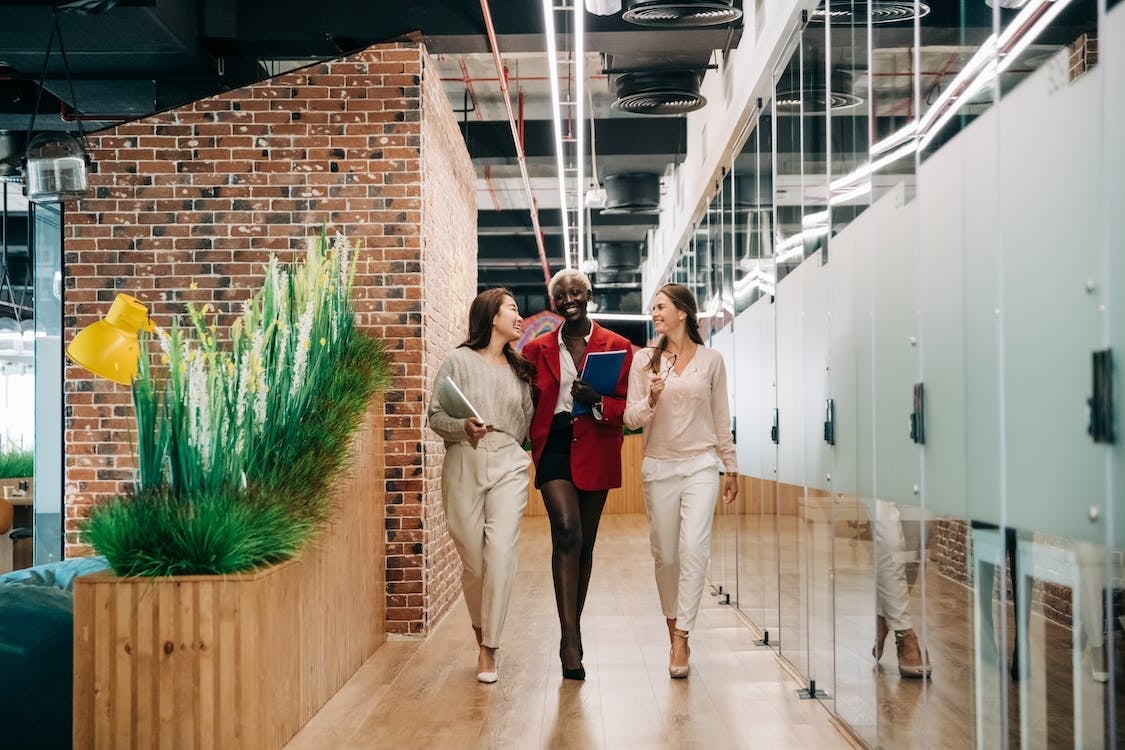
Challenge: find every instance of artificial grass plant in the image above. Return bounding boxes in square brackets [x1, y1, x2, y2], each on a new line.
[83, 229, 391, 576]
[0, 445, 33, 479]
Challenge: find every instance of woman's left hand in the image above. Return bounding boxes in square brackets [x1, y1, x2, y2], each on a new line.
[722, 474, 739, 504]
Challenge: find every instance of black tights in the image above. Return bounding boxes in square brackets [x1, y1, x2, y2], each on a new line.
[540, 479, 608, 669]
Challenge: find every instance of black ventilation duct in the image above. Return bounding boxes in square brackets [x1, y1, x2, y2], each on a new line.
[0, 131, 27, 178]
[809, 2, 931, 25]
[612, 71, 706, 115]
[622, 0, 742, 27]
[597, 242, 643, 270]
[775, 69, 863, 114]
[601, 174, 661, 215]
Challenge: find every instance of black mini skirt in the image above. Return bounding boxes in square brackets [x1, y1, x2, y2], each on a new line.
[535, 412, 574, 488]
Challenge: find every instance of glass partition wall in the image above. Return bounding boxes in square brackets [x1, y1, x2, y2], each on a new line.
[658, 2, 1122, 746]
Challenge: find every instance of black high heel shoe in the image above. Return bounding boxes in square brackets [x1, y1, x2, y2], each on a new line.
[560, 641, 585, 681]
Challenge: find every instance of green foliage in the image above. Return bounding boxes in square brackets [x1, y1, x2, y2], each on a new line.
[0, 446, 33, 479]
[84, 228, 391, 576]
[83, 488, 312, 577]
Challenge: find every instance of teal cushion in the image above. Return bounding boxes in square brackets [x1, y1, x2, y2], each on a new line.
[0, 555, 109, 591]
[0, 584, 74, 749]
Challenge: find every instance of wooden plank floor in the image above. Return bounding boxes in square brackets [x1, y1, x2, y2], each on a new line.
[285, 514, 858, 750]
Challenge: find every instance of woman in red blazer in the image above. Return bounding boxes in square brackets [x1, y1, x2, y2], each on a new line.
[522, 269, 633, 681]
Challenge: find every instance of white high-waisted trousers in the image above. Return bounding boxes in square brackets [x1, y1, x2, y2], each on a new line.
[874, 498, 912, 631]
[641, 450, 721, 633]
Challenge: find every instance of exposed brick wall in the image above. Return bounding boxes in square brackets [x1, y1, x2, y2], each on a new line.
[63, 42, 475, 637]
[391, 53, 476, 635]
[934, 518, 971, 584]
[936, 518, 1075, 628]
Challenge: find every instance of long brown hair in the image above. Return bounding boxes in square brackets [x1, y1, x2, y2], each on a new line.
[460, 288, 536, 387]
[649, 283, 705, 374]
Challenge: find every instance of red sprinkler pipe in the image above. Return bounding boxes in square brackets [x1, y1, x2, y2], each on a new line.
[479, 0, 553, 288]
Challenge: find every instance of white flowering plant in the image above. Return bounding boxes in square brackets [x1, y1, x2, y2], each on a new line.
[85, 228, 390, 576]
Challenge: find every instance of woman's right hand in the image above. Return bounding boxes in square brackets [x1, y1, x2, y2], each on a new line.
[464, 417, 488, 448]
[647, 373, 664, 408]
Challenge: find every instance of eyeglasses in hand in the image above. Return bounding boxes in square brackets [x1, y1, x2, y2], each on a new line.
[658, 353, 678, 382]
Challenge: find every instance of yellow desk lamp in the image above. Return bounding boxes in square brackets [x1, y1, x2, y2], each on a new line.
[67, 293, 154, 385]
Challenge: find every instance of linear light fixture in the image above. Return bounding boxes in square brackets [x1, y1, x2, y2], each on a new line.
[575, 0, 586, 269]
[542, 0, 572, 268]
[589, 312, 653, 322]
[831, 140, 917, 192]
[919, 0, 1074, 149]
[854, 0, 1070, 178]
[774, 226, 830, 263]
[734, 265, 776, 296]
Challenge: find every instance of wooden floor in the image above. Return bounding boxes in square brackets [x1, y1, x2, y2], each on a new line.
[285, 514, 858, 750]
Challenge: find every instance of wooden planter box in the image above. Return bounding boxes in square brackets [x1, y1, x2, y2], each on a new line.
[73, 399, 385, 749]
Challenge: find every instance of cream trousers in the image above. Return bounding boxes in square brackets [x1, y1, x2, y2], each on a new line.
[873, 499, 912, 632]
[641, 451, 721, 633]
[442, 438, 530, 648]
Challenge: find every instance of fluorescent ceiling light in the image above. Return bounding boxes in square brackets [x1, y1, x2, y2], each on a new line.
[590, 312, 652, 322]
[575, 0, 586, 269]
[918, 0, 1072, 150]
[542, 0, 571, 265]
[830, 141, 916, 192]
[829, 181, 872, 206]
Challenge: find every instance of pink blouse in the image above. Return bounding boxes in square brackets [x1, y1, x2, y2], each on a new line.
[623, 346, 738, 473]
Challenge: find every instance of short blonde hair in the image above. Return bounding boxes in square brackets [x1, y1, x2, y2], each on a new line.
[548, 268, 593, 299]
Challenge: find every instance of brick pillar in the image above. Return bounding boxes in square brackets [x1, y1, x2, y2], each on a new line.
[64, 42, 474, 636]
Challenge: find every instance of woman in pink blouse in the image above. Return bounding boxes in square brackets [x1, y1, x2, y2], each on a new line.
[624, 283, 738, 679]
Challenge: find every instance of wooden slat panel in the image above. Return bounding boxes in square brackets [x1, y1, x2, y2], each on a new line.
[72, 574, 95, 748]
[525, 433, 646, 517]
[73, 397, 386, 749]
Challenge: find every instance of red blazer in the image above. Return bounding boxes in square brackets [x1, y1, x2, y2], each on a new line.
[524, 322, 634, 490]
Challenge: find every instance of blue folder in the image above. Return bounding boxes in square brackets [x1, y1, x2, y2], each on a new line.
[572, 349, 627, 416]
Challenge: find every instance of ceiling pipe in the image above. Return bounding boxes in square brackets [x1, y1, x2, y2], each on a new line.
[482, 164, 501, 211]
[478, 0, 553, 288]
[59, 103, 131, 123]
[457, 58, 484, 122]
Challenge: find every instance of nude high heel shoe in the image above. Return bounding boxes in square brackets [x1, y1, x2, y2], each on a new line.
[895, 629, 932, 679]
[669, 629, 691, 679]
[477, 645, 498, 684]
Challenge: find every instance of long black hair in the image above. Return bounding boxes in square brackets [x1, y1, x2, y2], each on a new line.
[649, 283, 705, 374]
[460, 287, 536, 388]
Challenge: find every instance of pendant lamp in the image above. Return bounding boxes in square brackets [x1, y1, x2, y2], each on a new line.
[66, 293, 153, 384]
[23, 9, 91, 204]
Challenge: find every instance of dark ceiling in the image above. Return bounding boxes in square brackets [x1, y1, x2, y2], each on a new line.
[0, 0, 745, 341]
[0, 0, 1102, 340]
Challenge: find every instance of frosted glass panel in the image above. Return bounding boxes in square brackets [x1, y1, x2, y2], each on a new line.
[776, 261, 807, 489]
[735, 300, 771, 478]
[828, 230, 858, 499]
[1110, 5, 1125, 551]
[803, 256, 830, 494]
[870, 186, 919, 508]
[917, 130, 969, 521]
[997, 52, 1106, 543]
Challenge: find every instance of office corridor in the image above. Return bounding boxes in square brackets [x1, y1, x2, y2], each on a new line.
[285, 514, 856, 749]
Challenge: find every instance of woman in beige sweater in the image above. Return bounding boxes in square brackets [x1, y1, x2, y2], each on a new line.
[427, 288, 536, 684]
[624, 283, 738, 679]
